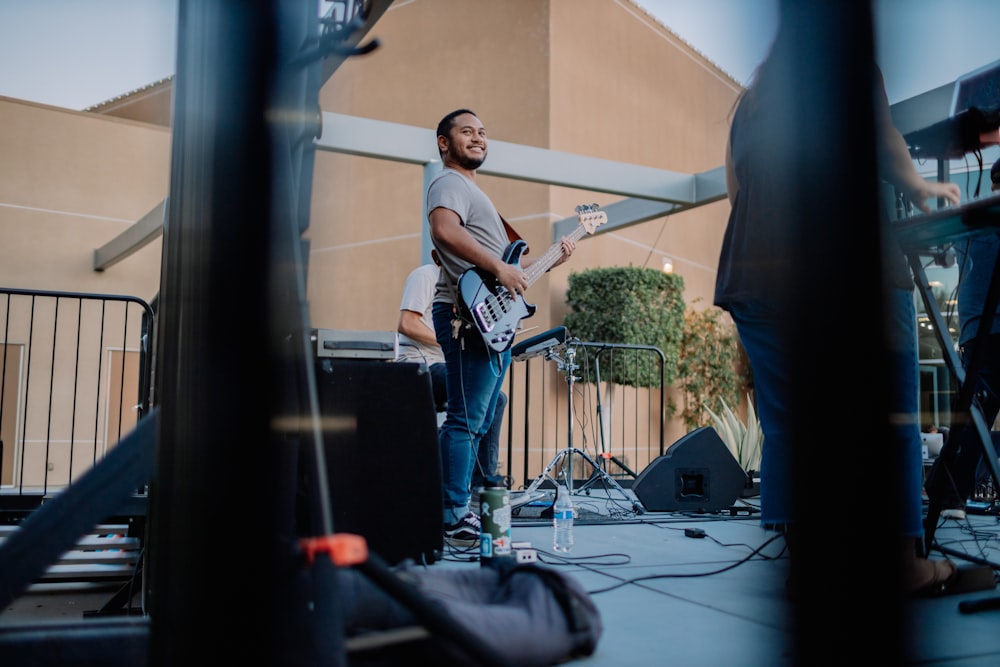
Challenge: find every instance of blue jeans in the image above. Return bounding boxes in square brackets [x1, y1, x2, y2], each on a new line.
[471, 390, 506, 490]
[432, 302, 510, 525]
[729, 288, 923, 537]
[429, 361, 506, 490]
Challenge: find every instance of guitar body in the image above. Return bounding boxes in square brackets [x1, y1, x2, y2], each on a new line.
[458, 240, 536, 353]
[456, 204, 605, 353]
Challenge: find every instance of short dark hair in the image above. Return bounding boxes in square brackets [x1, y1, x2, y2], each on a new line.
[436, 109, 477, 141]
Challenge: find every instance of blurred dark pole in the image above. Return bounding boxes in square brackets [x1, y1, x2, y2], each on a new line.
[769, 0, 909, 663]
[147, 1, 343, 665]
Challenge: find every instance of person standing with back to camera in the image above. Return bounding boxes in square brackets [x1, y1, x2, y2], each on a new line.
[713, 22, 966, 596]
[427, 109, 576, 546]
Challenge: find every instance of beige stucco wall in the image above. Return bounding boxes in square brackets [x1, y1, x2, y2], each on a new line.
[546, 0, 739, 315]
[0, 98, 168, 301]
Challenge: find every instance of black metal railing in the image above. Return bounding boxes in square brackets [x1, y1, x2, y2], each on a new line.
[0, 288, 154, 513]
[502, 340, 666, 491]
[0, 288, 665, 515]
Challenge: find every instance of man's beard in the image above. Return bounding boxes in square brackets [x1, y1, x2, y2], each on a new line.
[454, 151, 485, 171]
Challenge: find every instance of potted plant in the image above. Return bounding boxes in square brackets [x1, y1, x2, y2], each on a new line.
[705, 393, 763, 496]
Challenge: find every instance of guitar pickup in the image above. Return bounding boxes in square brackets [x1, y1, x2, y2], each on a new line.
[472, 303, 495, 333]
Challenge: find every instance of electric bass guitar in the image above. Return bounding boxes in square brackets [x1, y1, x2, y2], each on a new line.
[457, 204, 607, 353]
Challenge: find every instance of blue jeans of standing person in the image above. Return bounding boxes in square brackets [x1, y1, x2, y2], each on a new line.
[430, 361, 507, 490]
[728, 288, 923, 536]
[471, 390, 507, 490]
[432, 302, 510, 525]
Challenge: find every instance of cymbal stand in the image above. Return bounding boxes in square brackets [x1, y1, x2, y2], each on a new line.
[523, 344, 640, 512]
[589, 346, 639, 481]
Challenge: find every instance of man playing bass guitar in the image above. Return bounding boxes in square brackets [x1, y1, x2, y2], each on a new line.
[427, 108, 577, 546]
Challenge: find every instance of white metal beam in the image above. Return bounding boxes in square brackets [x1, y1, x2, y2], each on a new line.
[93, 199, 166, 271]
[315, 111, 725, 206]
[95, 113, 726, 269]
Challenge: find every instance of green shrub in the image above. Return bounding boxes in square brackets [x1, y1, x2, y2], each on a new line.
[677, 302, 744, 430]
[564, 266, 685, 387]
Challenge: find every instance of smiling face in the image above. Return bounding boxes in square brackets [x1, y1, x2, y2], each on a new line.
[439, 112, 487, 172]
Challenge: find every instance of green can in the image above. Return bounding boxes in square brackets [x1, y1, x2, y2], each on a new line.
[479, 485, 513, 566]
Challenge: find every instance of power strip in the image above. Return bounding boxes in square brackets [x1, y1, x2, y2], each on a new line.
[515, 548, 537, 563]
[512, 541, 538, 563]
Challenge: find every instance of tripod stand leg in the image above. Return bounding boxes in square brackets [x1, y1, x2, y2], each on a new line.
[537, 447, 644, 514]
[607, 454, 637, 479]
[578, 453, 637, 490]
[523, 449, 568, 494]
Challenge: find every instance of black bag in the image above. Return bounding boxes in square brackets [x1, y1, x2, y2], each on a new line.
[338, 559, 603, 666]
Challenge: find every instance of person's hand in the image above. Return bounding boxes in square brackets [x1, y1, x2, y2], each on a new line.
[495, 262, 528, 297]
[552, 237, 576, 268]
[906, 179, 960, 214]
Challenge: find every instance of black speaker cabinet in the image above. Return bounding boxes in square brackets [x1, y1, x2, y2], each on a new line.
[632, 426, 747, 512]
[314, 358, 443, 565]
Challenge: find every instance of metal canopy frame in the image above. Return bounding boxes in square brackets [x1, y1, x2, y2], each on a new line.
[93, 111, 726, 270]
[312, 111, 727, 243]
[91, 0, 725, 271]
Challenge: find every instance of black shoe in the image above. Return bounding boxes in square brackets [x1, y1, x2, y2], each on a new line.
[444, 511, 481, 547]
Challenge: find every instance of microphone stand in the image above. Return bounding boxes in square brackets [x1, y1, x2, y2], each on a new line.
[590, 347, 639, 482]
[522, 343, 642, 513]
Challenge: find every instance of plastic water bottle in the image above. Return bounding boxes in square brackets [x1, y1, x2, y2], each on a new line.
[553, 482, 574, 552]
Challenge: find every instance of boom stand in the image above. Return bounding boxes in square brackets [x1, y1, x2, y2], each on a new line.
[590, 347, 639, 481]
[523, 344, 642, 512]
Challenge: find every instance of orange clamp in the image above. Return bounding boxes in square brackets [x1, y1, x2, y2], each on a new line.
[299, 533, 368, 567]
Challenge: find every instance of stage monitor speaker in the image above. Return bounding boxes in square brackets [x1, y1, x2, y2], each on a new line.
[314, 358, 443, 565]
[632, 426, 746, 512]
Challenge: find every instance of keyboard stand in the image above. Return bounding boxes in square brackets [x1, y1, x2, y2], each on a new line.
[903, 217, 1000, 556]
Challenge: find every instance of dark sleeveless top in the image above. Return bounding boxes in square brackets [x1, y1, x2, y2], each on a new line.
[715, 75, 911, 314]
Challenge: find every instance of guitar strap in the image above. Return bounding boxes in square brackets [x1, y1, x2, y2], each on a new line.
[500, 213, 526, 251]
[445, 275, 472, 339]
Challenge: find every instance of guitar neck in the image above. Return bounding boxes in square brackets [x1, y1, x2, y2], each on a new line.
[524, 224, 589, 287]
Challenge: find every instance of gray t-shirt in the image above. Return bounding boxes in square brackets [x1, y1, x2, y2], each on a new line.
[425, 168, 508, 305]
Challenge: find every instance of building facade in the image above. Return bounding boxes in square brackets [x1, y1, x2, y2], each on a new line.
[0, 0, 741, 488]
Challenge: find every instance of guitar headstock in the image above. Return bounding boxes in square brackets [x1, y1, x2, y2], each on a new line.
[575, 203, 608, 234]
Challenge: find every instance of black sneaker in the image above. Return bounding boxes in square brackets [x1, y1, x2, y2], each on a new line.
[444, 511, 481, 547]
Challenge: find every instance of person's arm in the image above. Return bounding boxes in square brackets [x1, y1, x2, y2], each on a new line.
[725, 136, 738, 206]
[397, 309, 439, 347]
[874, 67, 960, 213]
[430, 206, 529, 296]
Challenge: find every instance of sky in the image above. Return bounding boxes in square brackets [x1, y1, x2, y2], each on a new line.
[636, 0, 1000, 104]
[0, 0, 998, 110]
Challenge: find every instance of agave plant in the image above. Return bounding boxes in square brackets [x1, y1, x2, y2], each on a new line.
[705, 393, 763, 473]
